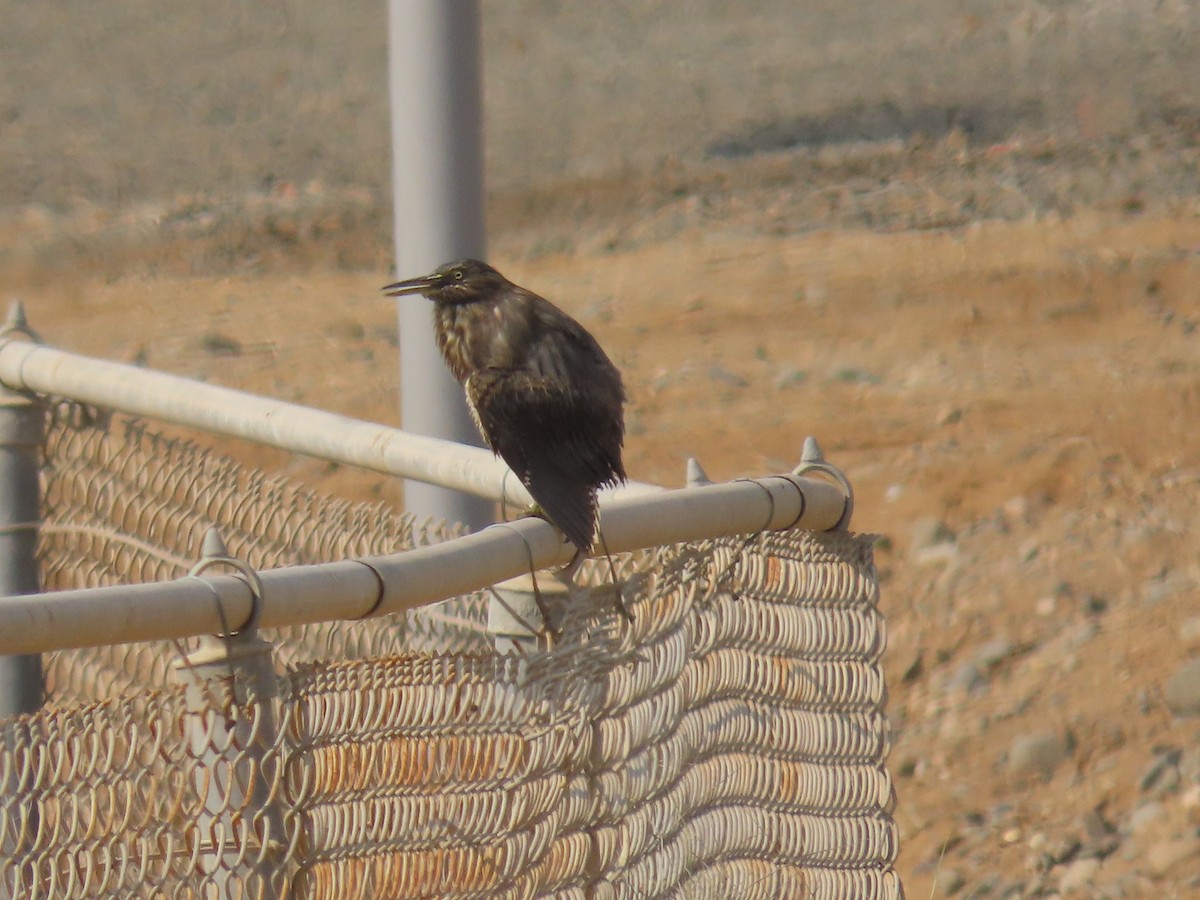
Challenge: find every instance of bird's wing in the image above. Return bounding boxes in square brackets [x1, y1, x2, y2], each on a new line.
[467, 369, 621, 553]
[525, 296, 628, 410]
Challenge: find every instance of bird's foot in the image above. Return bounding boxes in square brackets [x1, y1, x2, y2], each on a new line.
[557, 546, 585, 582]
[555, 546, 634, 625]
[514, 502, 548, 522]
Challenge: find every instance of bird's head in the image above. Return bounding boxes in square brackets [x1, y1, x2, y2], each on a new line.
[382, 259, 507, 306]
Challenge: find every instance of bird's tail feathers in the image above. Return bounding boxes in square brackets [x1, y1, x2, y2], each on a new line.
[522, 467, 597, 553]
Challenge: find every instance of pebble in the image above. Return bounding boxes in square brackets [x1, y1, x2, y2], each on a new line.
[946, 661, 985, 695]
[1180, 746, 1200, 780]
[832, 366, 881, 385]
[1164, 660, 1200, 716]
[774, 367, 808, 390]
[1018, 538, 1041, 561]
[912, 542, 961, 567]
[1058, 857, 1101, 894]
[900, 651, 924, 684]
[974, 637, 1016, 670]
[1181, 784, 1200, 809]
[1096, 723, 1126, 752]
[1082, 807, 1118, 844]
[936, 405, 963, 426]
[1082, 593, 1108, 616]
[198, 331, 243, 357]
[1138, 749, 1182, 796]
[910, 517, 956, 551]
[1146, 835, 1200, 877]
[937, 867, 965, 895]
[1009, 731, 1070, 779]
[706, 364, 748, 388]
[1063, 620, 1100, 650]
[1179, 616, 1200, 646]
[1125, 801, 1164, 835]
[1002, 495, 1030, 521]
[1140, 570, 1194, 607]
[1046, 836, 1082, 865]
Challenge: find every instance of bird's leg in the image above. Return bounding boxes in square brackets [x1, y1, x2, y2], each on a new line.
[555, 534, 633, 624]
[514, 503, 579, 631]
[596, 530, 634, 623]
[525, 564, 561, 644]
[522, 506, 631, 625]
[557, 545, 586, 582]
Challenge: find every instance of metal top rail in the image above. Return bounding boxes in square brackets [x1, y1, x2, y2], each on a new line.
[0, 471, 846, 654]
[0, 333, 662, 508]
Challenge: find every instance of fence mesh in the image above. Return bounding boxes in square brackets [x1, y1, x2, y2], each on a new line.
[2, 405, 901, 898]
[37, 405, 489, 703]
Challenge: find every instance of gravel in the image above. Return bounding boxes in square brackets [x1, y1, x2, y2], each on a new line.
[1164, 660, 1200, 716]
[1008, 731, 1071, 780]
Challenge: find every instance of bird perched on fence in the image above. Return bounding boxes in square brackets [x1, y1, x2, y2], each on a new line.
[383, 259, 628, 574]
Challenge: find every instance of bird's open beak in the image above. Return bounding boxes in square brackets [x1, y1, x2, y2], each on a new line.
[381, 275, 437, 298]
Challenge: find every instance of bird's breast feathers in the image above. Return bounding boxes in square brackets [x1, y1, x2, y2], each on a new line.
[435, 298, 537, 379]
[432, 305, 477, 383]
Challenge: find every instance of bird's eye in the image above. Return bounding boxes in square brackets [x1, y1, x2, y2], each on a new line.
[453, 270, 464, 281]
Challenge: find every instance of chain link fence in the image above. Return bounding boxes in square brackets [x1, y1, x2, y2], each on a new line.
[37, 406, 490, 705]
[2, 406, 899, 898]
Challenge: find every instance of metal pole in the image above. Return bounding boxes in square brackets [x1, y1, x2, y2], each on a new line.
[0, 337, 663, 506]
[388, 0, 494, 532]
[175, 634, 284, 898]
[0, 302, 42, 888]
[0, 472, 852, 654]
[488, 574, 550, 659]
[172, 531, 284, 898]
[0, 306, 43, 719]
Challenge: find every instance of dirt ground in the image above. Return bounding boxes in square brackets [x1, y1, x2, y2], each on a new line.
[5, 144, 1200, 895]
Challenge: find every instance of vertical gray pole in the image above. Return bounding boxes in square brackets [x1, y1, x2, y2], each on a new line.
[175, 634, 284, 899]
[173, 531, 283, 899]
[0, 304, 43, 720]
[388, 0, 494, 531]
[0, 303, 43, 886]
[488, 574, 549, 660]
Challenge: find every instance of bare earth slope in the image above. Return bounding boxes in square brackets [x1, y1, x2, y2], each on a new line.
[6, 193, 1200, 896]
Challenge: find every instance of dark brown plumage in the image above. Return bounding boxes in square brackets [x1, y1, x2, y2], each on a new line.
[383, 259, 626, 555]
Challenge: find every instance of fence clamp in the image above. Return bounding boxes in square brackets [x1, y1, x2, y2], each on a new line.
[187, 527, 266, 638]
[793, 436, 854, 531]
[177, 528, 275, 718]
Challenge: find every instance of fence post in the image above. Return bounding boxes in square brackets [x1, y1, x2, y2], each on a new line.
[172, 530, 285, 898]
[388, 0, 495, 533]
[0, 302, 44, 894]
[0, 301, 44, 720]
[488, 573, 556, 657]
